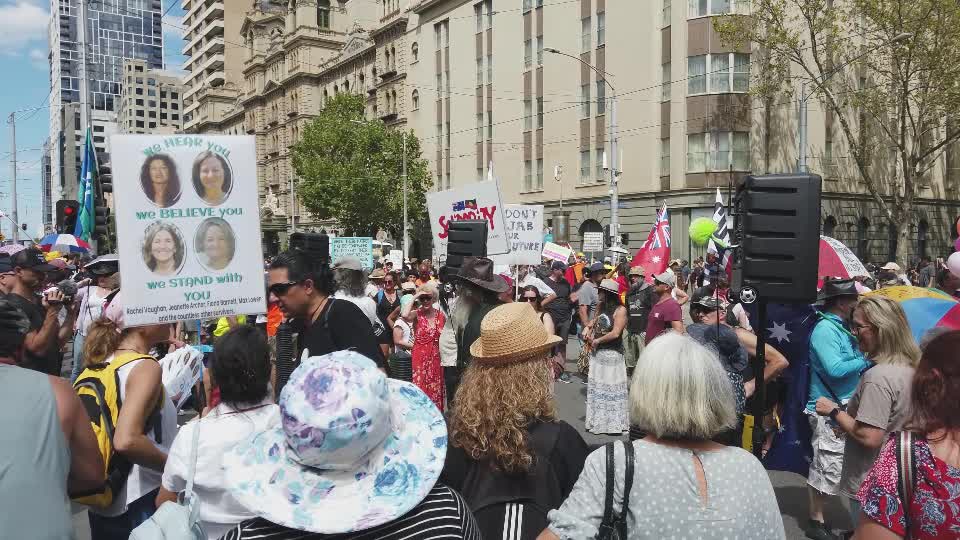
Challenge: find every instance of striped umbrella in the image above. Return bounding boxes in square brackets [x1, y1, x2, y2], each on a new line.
[865, 286, 960, 342]
[37, 233, 92, 254]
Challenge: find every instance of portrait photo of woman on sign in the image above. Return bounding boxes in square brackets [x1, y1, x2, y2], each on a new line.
[192, 151, 233, 206]
[194, 217, 236, 271]
[140, 154, 182, 208]
[142, 221, 186, 276]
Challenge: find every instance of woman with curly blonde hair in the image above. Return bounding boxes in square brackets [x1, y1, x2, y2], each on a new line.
[442, 302, 589, 540]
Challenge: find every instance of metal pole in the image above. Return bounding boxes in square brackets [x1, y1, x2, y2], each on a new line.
[9, 113, 18, 242]
[402, 132, 408, 258]
[289, 175, 297, 233]
[752, 300, 768, 458]
[797, 83, 808, 173]
[609, 91, 619, 248]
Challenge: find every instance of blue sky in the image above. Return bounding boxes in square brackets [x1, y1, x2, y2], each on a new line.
[0, 0, 186, 238]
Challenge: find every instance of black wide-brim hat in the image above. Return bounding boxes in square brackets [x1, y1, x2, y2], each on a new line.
[816, 278, 859, 304]
[456, 256, 509, 293]
[87, 253, 120, 276]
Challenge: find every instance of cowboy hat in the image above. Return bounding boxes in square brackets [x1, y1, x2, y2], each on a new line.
[469, 303, 562, 364]
[598, 278, 620, 295]
[628, 266, 645, 277]
[817, 278, 859, 303]
[224, 351, 447, 534]
[368, 268, 387, 280]
[455, 256, 509, 293]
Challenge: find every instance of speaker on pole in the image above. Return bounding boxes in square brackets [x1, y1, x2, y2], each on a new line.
[445, 220, 488, 275]
[731, 173, 822, 305]
[289, 232, 330, 266]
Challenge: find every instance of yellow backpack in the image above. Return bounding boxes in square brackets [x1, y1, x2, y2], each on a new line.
[72, 351, 164, 509]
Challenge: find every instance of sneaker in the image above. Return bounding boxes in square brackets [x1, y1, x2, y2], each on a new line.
[805, 520, 837, 540]
[558, 372, 572, 383]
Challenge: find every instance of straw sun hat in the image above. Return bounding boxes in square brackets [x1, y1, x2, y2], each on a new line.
[469, 303, 562, 365]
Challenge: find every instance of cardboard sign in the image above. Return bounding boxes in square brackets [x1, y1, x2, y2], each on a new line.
[490, 204, 545, 266]
[542, 242, 573, 264]
[426, 180, 508, 256]
[386, 249, 404, 269]
[111, 135, 266, 326]
[330, 237, 374, 270]
[583, 232, 604, 252]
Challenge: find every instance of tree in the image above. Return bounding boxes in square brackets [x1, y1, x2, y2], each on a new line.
[715, 0, 960, 265]
[291, 93, 432, 238]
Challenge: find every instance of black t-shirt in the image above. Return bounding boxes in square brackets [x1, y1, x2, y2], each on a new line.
[296, 299, 385, 367]
[374, 291, 400, 326]
[5, 293, 60, 375]
[626, 283, 656, 333]
[543, 276, 572, 324]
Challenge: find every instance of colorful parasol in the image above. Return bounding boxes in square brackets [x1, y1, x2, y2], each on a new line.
[819, 236, 869, 282]
[865, 286, 960, 342]
[38, 233, 91, 254]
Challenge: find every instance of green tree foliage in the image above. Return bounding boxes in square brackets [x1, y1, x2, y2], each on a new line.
[715, 0, 960, 264]
[291, 93, 432, 237]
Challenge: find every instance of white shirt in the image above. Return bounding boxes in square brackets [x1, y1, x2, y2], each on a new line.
[334, 291, 381, 329]
[161, 399, 280, 539]
[364, 282, 380, 298]
[519, 274, 555, 297]
[394, 318, 413, 346]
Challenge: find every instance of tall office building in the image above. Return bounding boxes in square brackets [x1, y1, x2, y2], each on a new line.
[118, 58, 185, 133]
[48, 0, 164, 209]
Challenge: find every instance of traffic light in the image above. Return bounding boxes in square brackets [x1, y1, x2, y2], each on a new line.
[98, 163, 112, 194]
[94, 205, 110, 236]
[55, 199, 80, 234]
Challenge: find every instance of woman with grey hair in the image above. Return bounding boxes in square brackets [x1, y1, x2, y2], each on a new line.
[332, 258, 385, 349]
[539, 333, 785, 540]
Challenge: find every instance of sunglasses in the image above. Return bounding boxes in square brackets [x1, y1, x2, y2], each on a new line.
[520, 296, 538, 302]
[268, 280, 301, 297]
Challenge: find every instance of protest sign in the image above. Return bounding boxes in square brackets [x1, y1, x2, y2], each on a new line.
[386, 249, 404, 268]
[490, 204, 545, 266]
[426, 180, 508, 256]
[111, 135, 266, 326]
[583, 232, 604, 252]
[542, 242, 573, 264]
[330, 237, 374, 269]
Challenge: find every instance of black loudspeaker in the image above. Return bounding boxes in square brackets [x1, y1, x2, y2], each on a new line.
[445, 220, 488, 275]
[731, 173, 822, 304]
[289, 232, 330, 264]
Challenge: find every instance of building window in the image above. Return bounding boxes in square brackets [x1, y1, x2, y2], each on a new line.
[411, 90, 419, 110]
[581, 17, 591, 53]
[524, 98, 533, 131]
[918, 220, 929, 259]
[523, 0, 532, 13]
[536, 36, 544, 65]
[596, 147, 605, 182]
[580, 84, 591, 118]
[687, 131, 750, 172]
[475, 3, 482, 33]
[597, 12, 605, 47]
[536, 158, 544, 190]
[524, 159, 533, 191]
[487, 110, 493, 138]
[476, 57, 483, 84]
[689, 0, 747, 17]
[662, 0, 672, 26]
[411, 42, 419, 63]
[857, 218, 870, 259]
[485, 0, 493, 29]
[536, 97, 544, 128]
[660, 138, 671, 176]
[597, 81, 606, 115]
[687, 53, 750, 95]
[486, 54, 493, 84]
[524, 39, 532, 69]
[580, 150, 591, 183]
[476, 113, 483, 142]
[317, 0, 330, 28]
[887, 224, 898, 261]
[662, 62, 672, 101]
[823, 216, 837, 237]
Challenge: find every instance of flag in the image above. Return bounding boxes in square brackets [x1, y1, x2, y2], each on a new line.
[74, 129, 97, 242]
[630, 203, 670, 282]
[705, 188, 732, 284]
[743, 302, 818, 477]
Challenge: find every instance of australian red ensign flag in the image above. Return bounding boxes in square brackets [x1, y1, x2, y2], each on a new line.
[630, 203, 670, 282]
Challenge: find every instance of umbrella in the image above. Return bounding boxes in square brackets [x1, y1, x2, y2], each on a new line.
[819, 236, 869, 281]
[865, 286, 960, 342]
[38, 233, 91, 254]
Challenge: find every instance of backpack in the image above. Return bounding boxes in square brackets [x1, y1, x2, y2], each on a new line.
[72, 351, 163, 509]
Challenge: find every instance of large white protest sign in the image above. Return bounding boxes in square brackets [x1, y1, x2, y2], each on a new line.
[490, 204, 545, 266]
[386, 249, 404, 268]
[330, 237, 374, 269]
[426, 180, 508, 256]
[111, 135, 266, 326]
[542, 242, 573, 263]
[583, 232, 603, 252]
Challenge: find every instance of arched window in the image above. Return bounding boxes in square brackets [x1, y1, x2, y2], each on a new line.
[391, 90, 398, 113]
[823, 215, 837, 238]
[384, 50, 391, 72]
[411, 42, 419, 63]
[359, 73, 365, 89]
[322, 88, 328, 106]
[411, 89, 419, 110]
[917, 219, 929, 260]
[390, 46, 396, 71]
[344, 80, 349, 93]
[317, 0, 330, 28]
[579, 219, 604, 254]
[857, 217, 870, 260]
[333, 84, 339, 94]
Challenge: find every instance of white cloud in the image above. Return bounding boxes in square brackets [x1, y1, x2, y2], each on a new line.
[28, 48, 46, 69]
[161, 12, 185, 39]
[0, 1, 48, 50]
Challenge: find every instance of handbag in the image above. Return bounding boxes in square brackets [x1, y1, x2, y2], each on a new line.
[577, 321, 595, 377]
[130, 416, 205, 540]
[896, 431, 918, 540]
[596, 440, 634, 540]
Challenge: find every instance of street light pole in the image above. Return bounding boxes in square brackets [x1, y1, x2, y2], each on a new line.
[402, 131, 408, 258]
[797, 32, 912, 173]
[545, 48, 620, 248]
[8, 113, 18, 242]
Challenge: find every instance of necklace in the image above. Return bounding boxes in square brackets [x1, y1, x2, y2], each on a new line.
[308, 296, 329, 324]
[117, 346, 150, 355]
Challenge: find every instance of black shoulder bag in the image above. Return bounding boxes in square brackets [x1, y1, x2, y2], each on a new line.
[596, 440, 634, 540]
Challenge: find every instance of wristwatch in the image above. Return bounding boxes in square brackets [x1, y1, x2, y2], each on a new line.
[829, 407, 841, 421]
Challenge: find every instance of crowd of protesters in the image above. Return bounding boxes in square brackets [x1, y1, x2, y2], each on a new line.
[3, 239, 960, 540]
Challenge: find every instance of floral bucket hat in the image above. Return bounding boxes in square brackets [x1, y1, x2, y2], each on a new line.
[223, 350, 448, 534]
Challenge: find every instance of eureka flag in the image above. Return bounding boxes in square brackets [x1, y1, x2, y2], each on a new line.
[630, 203, 670, 282]
[705, 188, 732, 284]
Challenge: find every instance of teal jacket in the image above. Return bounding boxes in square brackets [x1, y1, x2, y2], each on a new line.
[806, 311, 870, 412]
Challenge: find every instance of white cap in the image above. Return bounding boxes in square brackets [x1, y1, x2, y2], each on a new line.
[947, 252, 960, 280]
[881, 262, 902, 272]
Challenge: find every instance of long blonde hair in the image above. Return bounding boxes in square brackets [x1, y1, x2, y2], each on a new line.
[448, 357, 556, 474]
[856, 296, 921, 367]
